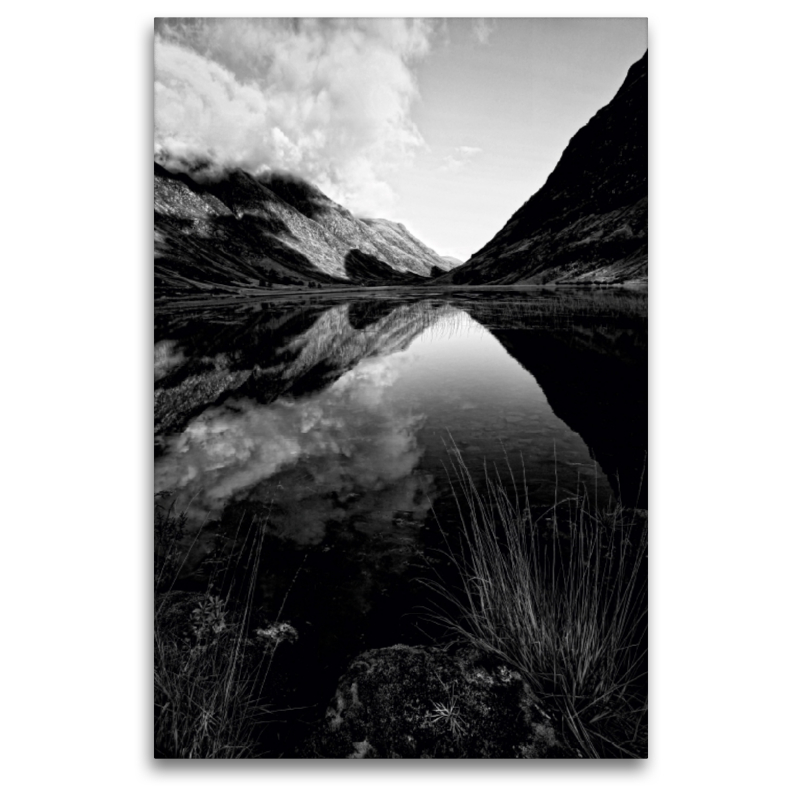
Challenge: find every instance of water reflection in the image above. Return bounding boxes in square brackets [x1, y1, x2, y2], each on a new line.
[462, 305, 648, 507]
[155, 290, 647, 709]
[156, 294, 647, 530]
[155, 352, 432, 545]
[155, 301, 641, 544]
[154, 300, 454, 445]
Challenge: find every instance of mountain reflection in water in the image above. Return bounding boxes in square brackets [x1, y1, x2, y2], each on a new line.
[155, 352, 432, 545]
[154, 291, 646, 699]
[156, 293, 646, 538]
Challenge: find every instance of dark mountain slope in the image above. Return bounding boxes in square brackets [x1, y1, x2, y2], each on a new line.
[154, 163, 454, 294]
[361, 219, 455, 275]
[442, 51, 647, 285]
[261, 176, 454, 278]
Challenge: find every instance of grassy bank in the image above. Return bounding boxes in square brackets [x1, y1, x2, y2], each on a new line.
[154, 452, 647, 758]
[426, 452, 648, 758]
[154, 507, 299, 758]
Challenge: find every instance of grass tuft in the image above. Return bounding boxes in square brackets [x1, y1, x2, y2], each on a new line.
[154, 508, 298, 758]
[424, 449, 647, 758]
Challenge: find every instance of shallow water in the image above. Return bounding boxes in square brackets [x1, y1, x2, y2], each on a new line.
[154, 289, 647, 706]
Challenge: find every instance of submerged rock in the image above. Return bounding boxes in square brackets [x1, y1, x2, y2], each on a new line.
[301, 644, 572, 758]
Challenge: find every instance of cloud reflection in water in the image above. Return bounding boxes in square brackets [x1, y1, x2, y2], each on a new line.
[154, 351, 433, 546]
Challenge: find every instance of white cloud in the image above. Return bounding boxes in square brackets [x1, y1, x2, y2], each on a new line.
[471, 19, 497, 46]
[438, 145, 483, 173]
[154, 18, 438, 217]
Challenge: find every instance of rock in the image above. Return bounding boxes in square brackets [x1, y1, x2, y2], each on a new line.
[301, 644, 571, 758]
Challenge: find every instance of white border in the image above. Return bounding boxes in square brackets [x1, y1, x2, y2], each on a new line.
[3, 2, 799, 798]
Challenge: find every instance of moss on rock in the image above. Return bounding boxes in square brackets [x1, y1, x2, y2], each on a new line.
[301, 644, 573, 758]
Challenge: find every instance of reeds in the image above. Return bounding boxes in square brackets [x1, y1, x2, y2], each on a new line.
[154, 508, 298, 758]
[155, 598, 263, 758]
[450, 288, 647, 329]
[425, 449, 647, 758]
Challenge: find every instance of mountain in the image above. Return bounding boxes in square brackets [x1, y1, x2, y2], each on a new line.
[360, 219, 456, 275]
[154, 162, 455, 294]
[441, 51, 648, 285]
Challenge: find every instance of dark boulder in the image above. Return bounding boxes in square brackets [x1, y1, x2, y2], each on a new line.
[301, 644, 573, 758]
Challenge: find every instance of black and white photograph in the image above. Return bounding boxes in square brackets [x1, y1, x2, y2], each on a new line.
[6, 2, 800, 794]
[153, 17, 648, 759]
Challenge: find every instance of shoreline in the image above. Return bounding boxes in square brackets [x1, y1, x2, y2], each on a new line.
[155, 281, 649, 311]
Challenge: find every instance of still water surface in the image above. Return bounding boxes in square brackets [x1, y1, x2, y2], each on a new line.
[154, 291, 646, 699]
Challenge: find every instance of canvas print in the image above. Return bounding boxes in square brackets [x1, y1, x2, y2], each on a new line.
[154, 18, 648, 759]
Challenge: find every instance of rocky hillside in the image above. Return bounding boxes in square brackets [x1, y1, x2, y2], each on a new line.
[155, 163, 455, 293]
[442, 51, 647, 285]
[360, 219, 456, 275]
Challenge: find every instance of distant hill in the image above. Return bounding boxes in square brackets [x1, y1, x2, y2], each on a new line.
[154, 162, 454, 294]
[441, 51, 647, 285]
[360, 219, 457, 275]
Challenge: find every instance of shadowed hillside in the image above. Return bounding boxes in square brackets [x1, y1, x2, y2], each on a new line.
[441, 51, 647, 286]
[154, 163, 455, 295]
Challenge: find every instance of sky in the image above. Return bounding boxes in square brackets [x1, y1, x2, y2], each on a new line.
[154, 18, 647, 261]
